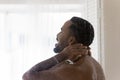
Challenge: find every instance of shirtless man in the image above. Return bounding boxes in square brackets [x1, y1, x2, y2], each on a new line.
[22, 17, 105, 80]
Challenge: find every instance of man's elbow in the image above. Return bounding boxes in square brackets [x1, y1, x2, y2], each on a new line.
[22, 72, 33, 80]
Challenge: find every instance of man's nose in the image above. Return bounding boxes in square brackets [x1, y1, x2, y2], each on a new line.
[56, 32, 60, 41]
[56, 37, 58, 41]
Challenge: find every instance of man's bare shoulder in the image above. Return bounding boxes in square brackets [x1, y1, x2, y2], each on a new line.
[23, 55, 105, 80]
[83, 56, 105, 80]
[48, 55, 105, 80]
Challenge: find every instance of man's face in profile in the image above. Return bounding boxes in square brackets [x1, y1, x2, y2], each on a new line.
[54, 20, 73, 53]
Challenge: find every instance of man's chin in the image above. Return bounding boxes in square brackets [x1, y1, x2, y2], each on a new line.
[53, 44, 65, 53]
[53, 47, 63, 53]
[53, 43, 68, 53]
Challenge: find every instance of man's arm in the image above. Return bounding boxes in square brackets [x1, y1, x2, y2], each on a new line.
[22, 52, 68, 80]
[29, 53, 67, 72]
[22, 44, 88, 80]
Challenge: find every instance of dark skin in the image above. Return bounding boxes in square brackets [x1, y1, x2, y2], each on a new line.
[22, 20, 105, 80]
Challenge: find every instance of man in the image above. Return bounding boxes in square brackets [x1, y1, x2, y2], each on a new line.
[22, 17, 105, 80]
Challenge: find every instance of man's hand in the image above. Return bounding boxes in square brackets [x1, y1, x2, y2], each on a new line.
[61, 44, 89, 62]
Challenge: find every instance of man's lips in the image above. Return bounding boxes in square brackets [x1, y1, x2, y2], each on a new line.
[55, 43, 58, 47]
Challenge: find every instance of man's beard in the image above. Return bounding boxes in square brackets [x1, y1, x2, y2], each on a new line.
[53, 45, 64, 53]
[53, 43, 67, 53]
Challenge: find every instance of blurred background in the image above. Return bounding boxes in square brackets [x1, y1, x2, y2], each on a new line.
[0, 0, 120, 80]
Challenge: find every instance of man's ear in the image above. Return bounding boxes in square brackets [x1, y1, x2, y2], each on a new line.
[68, 36, 76, 45]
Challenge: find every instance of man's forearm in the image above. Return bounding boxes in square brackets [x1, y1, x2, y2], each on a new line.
[23, 52, 68, 80]
[28, 52, 67, 73]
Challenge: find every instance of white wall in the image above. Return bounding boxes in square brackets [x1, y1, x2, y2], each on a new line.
[103, 0, 120, 80]
[0, 0, 84, 4]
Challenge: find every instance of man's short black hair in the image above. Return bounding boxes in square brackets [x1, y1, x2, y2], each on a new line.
[70, 17, 94, 46]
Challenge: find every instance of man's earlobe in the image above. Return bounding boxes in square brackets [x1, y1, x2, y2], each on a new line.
[68, 37, 76, 45]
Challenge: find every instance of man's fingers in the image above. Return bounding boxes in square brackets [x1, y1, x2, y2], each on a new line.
[69, 43, 88, 49]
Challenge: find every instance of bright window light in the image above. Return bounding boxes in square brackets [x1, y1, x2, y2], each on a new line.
[0, 3, 98, 80]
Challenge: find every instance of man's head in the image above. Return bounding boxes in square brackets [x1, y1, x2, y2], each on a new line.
[54, 17, 94, 53]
